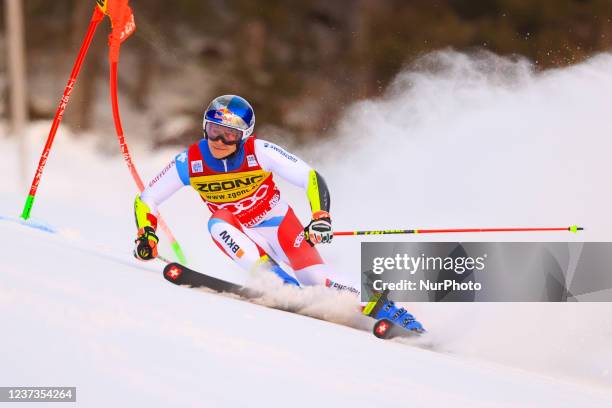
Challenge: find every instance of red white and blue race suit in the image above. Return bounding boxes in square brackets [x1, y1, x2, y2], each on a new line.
[135, 136, 352, 289]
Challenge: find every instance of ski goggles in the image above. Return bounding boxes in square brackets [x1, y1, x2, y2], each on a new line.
[204, 121, 244, 145]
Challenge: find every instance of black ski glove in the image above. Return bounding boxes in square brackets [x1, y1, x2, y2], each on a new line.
[134, 226, 159, 261]
[304, 211, 333, 246]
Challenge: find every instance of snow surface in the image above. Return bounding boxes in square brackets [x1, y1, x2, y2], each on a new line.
[1, 51, 612, 406]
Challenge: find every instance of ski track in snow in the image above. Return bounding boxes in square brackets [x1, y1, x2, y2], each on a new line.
[2, 50, 612, 406]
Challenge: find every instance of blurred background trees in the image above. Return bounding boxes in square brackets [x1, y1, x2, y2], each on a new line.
[1, 0, 611, 147]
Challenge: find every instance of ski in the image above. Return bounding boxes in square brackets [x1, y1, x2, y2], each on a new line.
[163, 262, 425, 339]
[163, 262, 260, 299]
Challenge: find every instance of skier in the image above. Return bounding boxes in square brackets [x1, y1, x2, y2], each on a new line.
[132, 95, 357, 292]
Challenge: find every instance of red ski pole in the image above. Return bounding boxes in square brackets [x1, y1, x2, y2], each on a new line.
[105, 0, 187, 264]
[21, 6, 106, 220]
[334, 226, 583, 236]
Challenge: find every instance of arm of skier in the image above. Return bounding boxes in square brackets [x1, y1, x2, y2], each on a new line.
[255, 140, 332, 245]
[133, 152, 190, 260]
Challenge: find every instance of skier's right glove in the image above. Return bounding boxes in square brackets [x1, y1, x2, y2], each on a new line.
[134, 226, 159, 261]
[304, 210, 333, 246]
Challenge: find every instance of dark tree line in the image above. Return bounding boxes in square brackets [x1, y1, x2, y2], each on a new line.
[3, 0, 612, 145]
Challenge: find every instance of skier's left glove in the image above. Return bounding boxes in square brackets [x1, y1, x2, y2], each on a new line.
[134, 226, 159, 261]
[304, 211, 333, 246]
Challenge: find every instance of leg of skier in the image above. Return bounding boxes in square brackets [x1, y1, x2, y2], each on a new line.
[251, 201, 360, 294]
[207, 208, 300, 286]
[208, 203, 358, 293]
[205, 208, 424, 337]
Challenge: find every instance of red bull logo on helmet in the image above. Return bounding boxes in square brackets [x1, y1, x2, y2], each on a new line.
[213, 108, 248, 130]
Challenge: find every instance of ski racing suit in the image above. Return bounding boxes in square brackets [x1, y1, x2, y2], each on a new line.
[134, 136, 355, 291]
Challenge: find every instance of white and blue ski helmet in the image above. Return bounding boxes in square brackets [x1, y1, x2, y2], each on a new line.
[203, 95, 255, 140]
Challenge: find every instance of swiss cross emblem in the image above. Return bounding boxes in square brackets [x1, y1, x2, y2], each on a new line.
[376, 321, 389, 335]
[166, 266, 183, 280]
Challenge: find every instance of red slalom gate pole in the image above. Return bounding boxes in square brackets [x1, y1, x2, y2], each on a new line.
[21, 7, 106, 220]
[106, 1, 187, 264]
[334, 226, 583, 236]
[109, 63, 187, 264]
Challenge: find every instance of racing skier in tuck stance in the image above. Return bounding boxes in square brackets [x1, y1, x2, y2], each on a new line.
[132, 95, 357, 292]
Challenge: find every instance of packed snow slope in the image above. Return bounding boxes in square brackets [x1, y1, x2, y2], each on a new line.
[1, 51, 612, 406]
[0, 215, 610, 407]
[1, 218, 611, 407]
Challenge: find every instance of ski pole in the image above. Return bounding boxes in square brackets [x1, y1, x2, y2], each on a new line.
[334, 225, 583, 236]
[110, 62, 187, 264]
[20, 6, 106, 220]
[106, 1, 187, 264]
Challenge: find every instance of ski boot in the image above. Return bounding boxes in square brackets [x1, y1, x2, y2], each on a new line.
[255, 255, 300, 287]
[362, 289, 425, 339]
